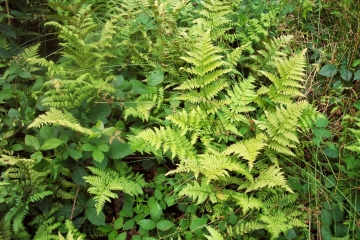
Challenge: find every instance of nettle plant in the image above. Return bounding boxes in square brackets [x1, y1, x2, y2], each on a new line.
[0, 0, 321, 239]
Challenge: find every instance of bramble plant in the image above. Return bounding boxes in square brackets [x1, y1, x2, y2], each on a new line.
[0, 0, 360, 239]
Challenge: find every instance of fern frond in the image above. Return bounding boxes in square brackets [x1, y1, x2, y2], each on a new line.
[205, 226, 224, 240]
[223, 134, 266, 170]
[136, 126, 197, 160]
[246, 166, 293, 193]
[178, 178, 216, 204]
[231, 192, 263, 214]
[28, 108, 93, 135]
[83, 167, 145, 214]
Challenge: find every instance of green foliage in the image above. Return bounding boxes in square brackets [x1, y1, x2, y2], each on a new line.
[2, 0, 359, 239]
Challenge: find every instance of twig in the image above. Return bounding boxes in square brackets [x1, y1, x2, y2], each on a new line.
[70, 186, 80, 220]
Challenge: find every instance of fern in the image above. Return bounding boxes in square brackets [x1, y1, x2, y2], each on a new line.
[178, 178, 217, 204]
[28, 108, 93, 135]
[245, 166, 293, 193]
[83, 167, 145, 214]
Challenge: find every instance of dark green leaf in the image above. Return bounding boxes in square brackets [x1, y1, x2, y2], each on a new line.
[0, 24, 16, 39]
[321, 209, 333, 227]
[40, 138, 63, 150]
[89, 104, 112, 123]
[107, 141, 133, 159]
[85, 207, 106, 226]
[324, 144, 338, 159]
[120, 201, 133, 217]
[147, 70, 164, 86]
[72, 167, 88, 186]
[25, 135, 40, 150]
[319, 64, 338, 77]
[339, 68, 352, 81]
[19, 71, 32, 79]
[138, 219, 156, 230]
[130, 79, 148, 94]
[354, 70, 360, 81]
[324, 175, 336, 188]
[31, 77, 43, 91]
[156, 220, 175, 231]
[68, 149, 82, 160]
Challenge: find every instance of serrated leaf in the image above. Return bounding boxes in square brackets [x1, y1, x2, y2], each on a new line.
[40, 138, 63, 150]
[138, 219, 156, 230]
[89, 104, 112, 123]
[82, 143, 95, 151]
[150, 202, 162, 221]
[107, 141, 133, 159]
[189, 218, 207, 231]
[122, 219, 134, 230]
[156, 220, 175, 231]
[68, 149, 82, 160]
[319, 64, 338, 77]
[85, 207, 105, 226]
[98, 143, 110, 152]
[25, 135, 40, 150]
[147, 70, 164, 86]
[116, 232, 127, 240]
[72, 167, 88, 186]
[92, 149, 104, 162]
[114, 217, 124, 230]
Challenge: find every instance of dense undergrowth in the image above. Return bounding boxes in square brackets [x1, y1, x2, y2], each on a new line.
[0, 0, 360, 239]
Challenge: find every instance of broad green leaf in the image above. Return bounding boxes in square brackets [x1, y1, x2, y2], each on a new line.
[97, 143, 110, 152]
[40, 138, 63, 150]
[107, 141, 133, 159]
[149, 202, 162, 221]
[115, 232, 127, 240]
[120, 201, 133, 217]
[68, 149, 82, 160]
[339, 68, 352, 81]
[122, 219, 134, 230]
[85, 207, 105, 226]
[114, 217, 124, 230]
[138, 219, 156, 230]
[324, 174, 336, 188]
[354, 70, 360, 80]
[39, 126, 57, 139]
[156, 220, 175, 231]
[92, 149, 104, 162]
[0, 24, 16, 38]
[82, 143, 95, 151]
[315, 115, 329, 128]
[19, 71, 32, 79]
[321, 209, 333, 227]
[25, 135, 40, 150]
[72, 167, 88, 186]
[319, 64, 338, 77]
[352, 59, 360, 67]
[147, 70, 164, 86]
[130, 79, 148, 94]
[89, 104, 112, 123]
[190, 218, 207, 231]
[31, 77, 43, 91]
[164, 195, 175, 207]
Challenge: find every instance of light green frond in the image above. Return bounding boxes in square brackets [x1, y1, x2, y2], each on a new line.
[223, 134, 266, 170]
[232, 193, 263, 214]
[28, 108, 93, 135]
[136, 126, 197, 160]
[83, 167, 144, 214]
[166, 106, 207, 135]
[178, 178, 216, 204]
[246, 166, 293, 193]
[205, 226, 224, 240]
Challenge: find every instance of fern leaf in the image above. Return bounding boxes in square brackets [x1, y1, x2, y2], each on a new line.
[178, 178, 216, 204]
[28, 108, 93, 135]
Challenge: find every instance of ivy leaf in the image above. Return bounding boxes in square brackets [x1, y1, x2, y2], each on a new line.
[147, 70, 164, 86]
[25, 135, 40, 150]
[319, 64, 338, 77]
[156, 220, 175, 231]
[40, 138, 63, 150]
[138, 219, 156, 230]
